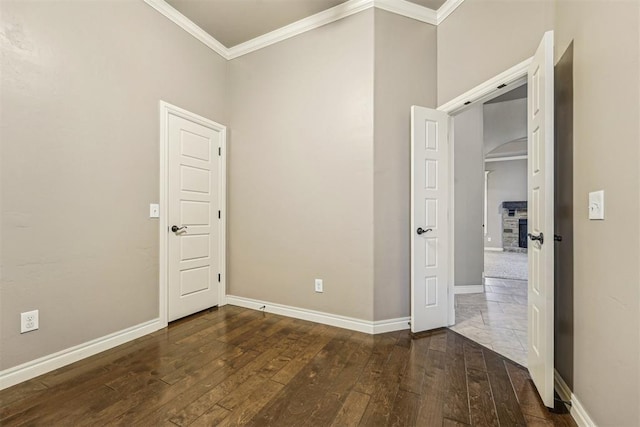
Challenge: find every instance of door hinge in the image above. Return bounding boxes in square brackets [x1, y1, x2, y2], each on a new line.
[218, 147, 221, 156]
[218, 210, 221, 219]
[218, 273, 221, 282]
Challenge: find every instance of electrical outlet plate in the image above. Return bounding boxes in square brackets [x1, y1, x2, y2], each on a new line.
[314, 279, 323, 293]
[21, 310, 39, 333]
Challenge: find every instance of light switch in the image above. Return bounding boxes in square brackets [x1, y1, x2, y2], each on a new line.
[149, 203, 160, 218]
[588, 190, 604, 220]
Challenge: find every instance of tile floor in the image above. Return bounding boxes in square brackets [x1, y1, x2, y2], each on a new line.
[451, 277, 528, 366]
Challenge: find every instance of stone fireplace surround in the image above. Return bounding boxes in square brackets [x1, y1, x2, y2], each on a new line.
[502, 201, 527, 253]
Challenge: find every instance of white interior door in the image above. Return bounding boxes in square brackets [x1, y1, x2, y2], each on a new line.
[411, 106, 450, 333]
[527, 31, 555, 407]
[167, 111, 222, 322]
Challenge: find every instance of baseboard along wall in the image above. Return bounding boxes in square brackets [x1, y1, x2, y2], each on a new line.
[225, 295, 410, 335]
[0, 318, 163, 391]
[554, 370, 597, 427]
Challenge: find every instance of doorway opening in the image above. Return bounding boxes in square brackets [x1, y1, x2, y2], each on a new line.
[449, 82, 530, 367]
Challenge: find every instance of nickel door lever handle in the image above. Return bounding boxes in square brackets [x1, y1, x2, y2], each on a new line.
[171, 225, 187, 233]
[416, 227, 432, 235]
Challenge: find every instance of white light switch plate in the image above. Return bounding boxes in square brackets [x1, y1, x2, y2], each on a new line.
[588, 190, 604, 220]
[149, 203, 160, 218]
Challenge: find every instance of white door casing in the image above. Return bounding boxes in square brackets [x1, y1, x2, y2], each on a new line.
[159, 101, 226, 324]
[527, 31, 555, 408]
[411, 106, 450, 333]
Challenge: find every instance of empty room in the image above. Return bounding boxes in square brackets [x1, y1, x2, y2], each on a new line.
[1, 0, 639, 426]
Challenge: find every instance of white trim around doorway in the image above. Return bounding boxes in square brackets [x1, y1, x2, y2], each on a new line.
[437, 59, 532, 328]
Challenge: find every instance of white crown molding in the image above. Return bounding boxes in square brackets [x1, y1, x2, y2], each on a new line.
[0, 318, 163, 391]
[555, 370, 597, 427]
[226, 295, 410, 335]
[438, 57, 532, 114]
[143, 0, 230, 59]
[143, 0, 468, 60]
[375, 0, 437, 25]
[436, 0, 465, 24]
[228, 0, 374, 59]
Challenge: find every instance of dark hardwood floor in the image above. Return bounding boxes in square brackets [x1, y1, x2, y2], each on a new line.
[0, 306, 576, 426]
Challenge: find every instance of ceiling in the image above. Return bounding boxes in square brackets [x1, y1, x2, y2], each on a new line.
[166, 0, 447, 48]
[485, 83, 527, 105]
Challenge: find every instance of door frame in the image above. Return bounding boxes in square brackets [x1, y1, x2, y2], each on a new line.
[436, 58, 532, 326]
[158, 101, 227, 328]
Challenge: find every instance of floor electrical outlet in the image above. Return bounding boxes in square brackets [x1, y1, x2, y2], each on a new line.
[314, 279, 323, 293]
[21, 310, 39, 333]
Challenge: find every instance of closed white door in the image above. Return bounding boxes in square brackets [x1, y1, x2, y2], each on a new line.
[527, 31, 555, 408]
[411, 106, 450, 333]
[167, 111, 222, 322]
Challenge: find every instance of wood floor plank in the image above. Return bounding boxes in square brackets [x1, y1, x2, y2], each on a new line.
[484, 350, 527, 426]
[428, 329, 448, 352]
[352, 333, 398, 395]
[467, 367, 499, 427]
[269, 325, 338, 385]
[388, 389, 420, 427]
[188, 404, 232, 427]
[304, 334, 373, 426]
[399, 335, 431, 394]
[215, 380, 284, 427]
[504, 359, 551, 419]
[0, 335, 183, 424]
[416, 347, 446, 426]
[358, 344, 409, 426]
[0, 307, 578, 427]
[169, 345, 287, 426]
[443, 332, 471, 424]
[115, 347, 257, 426]
[174, 309, 262, 346]
[0, 379, 48, 408]
[443, 417, 471, 426]
[463, 341, 487, 372]
[244, 332, 357, 426]
[224, 315, 292, 348]
[330, 391, 370, 427]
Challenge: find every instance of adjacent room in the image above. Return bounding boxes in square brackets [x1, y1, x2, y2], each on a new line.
[450, 84, 530, 366]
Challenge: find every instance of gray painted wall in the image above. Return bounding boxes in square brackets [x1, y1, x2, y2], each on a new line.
[555, 1, 639, 424]
[227, 11, 376, 321]
[484, 160, 527, 249]
[0, 0, 228, 369]
[373, 9, 437, 320]
[453, 105, 484, 287]
[437, 0, 554, 105]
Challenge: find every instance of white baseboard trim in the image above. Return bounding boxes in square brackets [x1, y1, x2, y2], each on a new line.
[225, 295, 409, 335]
[554, 370, 597, 427]
[0, 318, 163, 391]
[454, 285, 485, 294]
[484, 247, 504, 252]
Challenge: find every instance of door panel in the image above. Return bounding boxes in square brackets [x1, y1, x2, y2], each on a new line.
[527, 30, 555, 408]
[168, 113, 221, 322]
[411, 106, 450, 333]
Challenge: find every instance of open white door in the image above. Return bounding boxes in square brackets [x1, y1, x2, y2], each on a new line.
[527, 31, 555, 408]
[411, 106, 450, 333]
